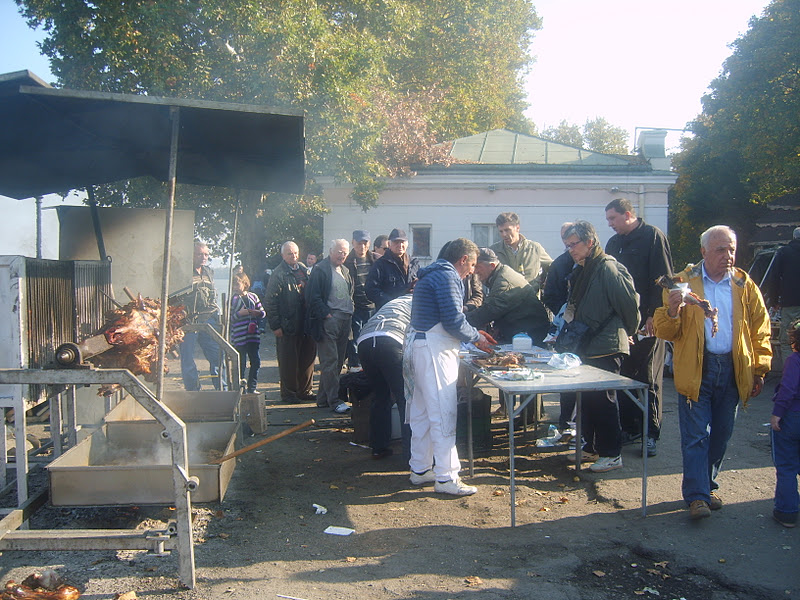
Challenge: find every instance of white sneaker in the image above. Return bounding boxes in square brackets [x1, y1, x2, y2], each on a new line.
[434, 478, 477, 496]
[588, 455, 623, 473]
[333, 402, 351, 414]
[409, 470, 436, 485]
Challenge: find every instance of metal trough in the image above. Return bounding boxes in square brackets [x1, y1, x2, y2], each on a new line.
[105, 390, 240, 423]
[47, 420, 238, 506]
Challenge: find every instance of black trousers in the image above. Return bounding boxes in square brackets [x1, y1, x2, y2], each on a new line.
[580, 354, 624, 458]
[357, 336, 411, 460]
[619, 336, 665, 440]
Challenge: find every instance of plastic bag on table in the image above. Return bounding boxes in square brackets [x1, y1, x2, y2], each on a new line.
[547, 352, 581, 370]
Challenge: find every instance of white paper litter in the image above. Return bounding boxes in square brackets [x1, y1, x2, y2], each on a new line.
[324, 526, 355, 536]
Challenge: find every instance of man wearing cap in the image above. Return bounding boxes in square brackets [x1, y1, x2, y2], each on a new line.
[491, 212, 553, 294]
[344, 230, 376, 371]
[764, 226, 800, 366]
[366, 228, 420, 309]
[466, 248, 550, 345]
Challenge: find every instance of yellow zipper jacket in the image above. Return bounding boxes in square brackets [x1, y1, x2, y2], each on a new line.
[653, 263, 772, 406]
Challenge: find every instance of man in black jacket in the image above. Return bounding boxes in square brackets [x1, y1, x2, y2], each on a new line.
[366, 228, 419, 309]
[264, 241, 316, 404]
[305, 239, 354, 413]
[764, 227, 800, 366]
[605, 198, 673, 457]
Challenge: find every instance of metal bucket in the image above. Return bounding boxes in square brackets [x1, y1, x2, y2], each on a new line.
[47, 420, 237, 506]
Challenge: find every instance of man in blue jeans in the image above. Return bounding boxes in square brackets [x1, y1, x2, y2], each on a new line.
[654, 226, 772, 520]
[180, 242, 226, 391]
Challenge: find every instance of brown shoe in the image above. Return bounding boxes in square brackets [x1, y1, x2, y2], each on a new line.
[709, 491, 723, 511]
[689, 500, 711, 520]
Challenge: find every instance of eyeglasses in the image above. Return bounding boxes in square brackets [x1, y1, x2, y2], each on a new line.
[564, 240, 584, 250]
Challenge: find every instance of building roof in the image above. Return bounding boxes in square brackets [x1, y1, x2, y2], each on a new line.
[446, 128, 639, 167]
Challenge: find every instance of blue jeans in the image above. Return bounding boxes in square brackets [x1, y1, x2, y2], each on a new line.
[180, 316, 225, 391]
[771, 410, 800, 515]
[678, 352, 739, 505]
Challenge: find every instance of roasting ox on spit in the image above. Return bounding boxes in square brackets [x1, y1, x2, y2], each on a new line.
[54, 294, 187, 389]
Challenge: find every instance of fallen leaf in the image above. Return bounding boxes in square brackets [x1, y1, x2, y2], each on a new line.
[345, 556, 357, 563]
[653, 561, 668, 568]
[559, 496, 569, 503]
[538, 506, 549, 512]
[314, 458, 323, 462]
[330, 484, 339, 490]
[718, 558, 726, 564]
[114, 592, 138, 600]
[464, 576, 483, 586]
[388, 507, 405, 511]
[573, 476, 581, 482]
[593, 570, 605, 577]
[634, 591, 645, 596]
[218, 532, 230, 539]
[492, 489, 505, 496]
[557, 483, 566, 488]
[346, 486, 355, 490]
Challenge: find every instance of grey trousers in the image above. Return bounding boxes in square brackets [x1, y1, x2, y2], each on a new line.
[316, 314, 351, 408]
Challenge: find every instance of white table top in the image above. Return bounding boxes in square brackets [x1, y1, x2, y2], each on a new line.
[460, 356, 648, 394]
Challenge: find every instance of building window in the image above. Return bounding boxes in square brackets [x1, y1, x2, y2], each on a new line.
[410, 225, 431, 258]
[472, 224, 500, 248]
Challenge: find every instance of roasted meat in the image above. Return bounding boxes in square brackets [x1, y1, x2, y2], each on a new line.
[88, 295, 187, 392]
[3, 577, 80, 600]
[655, 274, 719, 337]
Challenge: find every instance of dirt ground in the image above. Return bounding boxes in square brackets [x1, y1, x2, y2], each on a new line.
[1, 335, 798, 600]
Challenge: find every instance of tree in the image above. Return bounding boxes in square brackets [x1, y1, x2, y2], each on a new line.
[669, 0, 800, 265]
[16, 0, 541, 275]
[540, 117, 629, 154]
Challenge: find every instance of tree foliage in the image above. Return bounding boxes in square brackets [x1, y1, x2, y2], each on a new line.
[669, 0, 800, 266]
[540, 117, 629, 154]
[16, 0, 541, 274]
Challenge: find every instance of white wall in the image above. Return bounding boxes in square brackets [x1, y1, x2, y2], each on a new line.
[322, 172, 674, 260]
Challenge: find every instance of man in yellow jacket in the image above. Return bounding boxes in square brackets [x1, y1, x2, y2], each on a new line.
[654, 225, 772, 520]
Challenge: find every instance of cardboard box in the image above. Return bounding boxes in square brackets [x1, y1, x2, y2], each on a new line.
[240, 393, 267, 434]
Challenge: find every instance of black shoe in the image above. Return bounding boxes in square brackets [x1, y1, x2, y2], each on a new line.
[372, 447, 393, 460]
[621, 431, 642, 446]
[299, 393, 317, 403]
[773, 509, 798, 528]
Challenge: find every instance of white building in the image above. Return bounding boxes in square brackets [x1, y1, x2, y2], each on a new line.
[321, 129, 676, 262]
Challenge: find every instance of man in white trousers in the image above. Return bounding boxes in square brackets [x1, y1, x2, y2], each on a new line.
[406, 238, 494, 495]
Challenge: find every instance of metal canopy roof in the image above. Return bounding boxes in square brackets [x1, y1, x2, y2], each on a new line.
[447, 128, 638, 167]
[0, 70, 305, 199]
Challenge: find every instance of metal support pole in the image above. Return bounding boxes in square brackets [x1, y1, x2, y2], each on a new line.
[156, 105, 180, 403]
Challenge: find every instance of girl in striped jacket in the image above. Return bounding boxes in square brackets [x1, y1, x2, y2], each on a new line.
[231, 274, 266, 393]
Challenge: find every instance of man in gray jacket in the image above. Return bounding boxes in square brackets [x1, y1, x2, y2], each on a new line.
[491, 212, 553, 294]
[305, 239, 354, 414]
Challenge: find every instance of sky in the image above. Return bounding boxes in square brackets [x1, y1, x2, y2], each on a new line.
[0, 0, 771, 257]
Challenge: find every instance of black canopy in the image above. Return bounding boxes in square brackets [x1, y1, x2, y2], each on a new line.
[0, 70, 305, 199]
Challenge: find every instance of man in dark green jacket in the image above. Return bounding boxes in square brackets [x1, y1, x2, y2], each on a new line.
[466, 248, 550, 345]
[264, 241, 316, 404]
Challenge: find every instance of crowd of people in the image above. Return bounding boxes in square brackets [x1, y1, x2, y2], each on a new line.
[178, 209, 799, 525]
